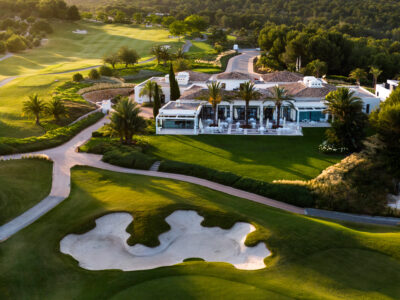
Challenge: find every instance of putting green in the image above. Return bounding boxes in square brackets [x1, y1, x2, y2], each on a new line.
[1, 166, 399, 299]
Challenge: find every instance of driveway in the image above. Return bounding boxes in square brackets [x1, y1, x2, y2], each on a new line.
[225, 49, 260, 74]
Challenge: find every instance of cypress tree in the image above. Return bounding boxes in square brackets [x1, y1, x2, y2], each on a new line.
[169, 63, 180, 100]
[153, 84, 161, 118]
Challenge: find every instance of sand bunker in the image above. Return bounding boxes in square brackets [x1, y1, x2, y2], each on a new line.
[73, 30, 88, 34]
[60, 210, 270, 271]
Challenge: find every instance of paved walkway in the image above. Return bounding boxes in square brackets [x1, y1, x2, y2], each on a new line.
[0, 115, 304, 241]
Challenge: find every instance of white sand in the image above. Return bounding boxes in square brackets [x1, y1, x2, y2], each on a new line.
[60, 210, 270, 271]
[72, 30, 88, 34]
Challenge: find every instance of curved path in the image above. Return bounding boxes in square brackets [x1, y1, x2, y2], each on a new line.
[0, 114, 304, 241]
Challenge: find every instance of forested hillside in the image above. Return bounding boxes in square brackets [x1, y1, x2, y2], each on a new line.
[66, 0, 400, 38]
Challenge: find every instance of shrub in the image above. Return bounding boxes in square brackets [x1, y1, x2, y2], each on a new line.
[310, 151, 392, 215]
[99, 65, 113, 76]
[88, 69, 100, 80]
[173, 58, 192, 71]
[102, 148, 156, 170]
[72, 73, 84, 82]
[6, 34, 27, 52]
[31, 20, 53, 34]
[159, 160, 314, 207]
[0, 112, 104, 155]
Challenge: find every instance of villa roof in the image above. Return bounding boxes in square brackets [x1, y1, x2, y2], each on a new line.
[268, 82, 336, 98]
[184, 70, 212, 82]
[216, 72, 254, 80]
[161, 101, 202, 111]
[261, 71, 304, 83]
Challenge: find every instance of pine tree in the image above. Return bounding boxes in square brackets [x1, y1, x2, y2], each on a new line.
[169, 63, 180, 100]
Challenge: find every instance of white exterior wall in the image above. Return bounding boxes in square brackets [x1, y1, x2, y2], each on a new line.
[362, 97, 381, 114]
[217, 79, 248, 91]
[375, 84, 393, 101]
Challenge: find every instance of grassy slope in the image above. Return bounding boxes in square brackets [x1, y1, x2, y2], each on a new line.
[146, 128, 342, 182]
[0, 21, 182, 138]
[0, 20, 182, 77]
[1, 166, 399, 299]
[0, 73, 92, 138]
[0, 159, 52, 225]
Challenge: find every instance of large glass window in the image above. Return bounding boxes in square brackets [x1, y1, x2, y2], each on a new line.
[299, 111, 325, 121]
[163, 119, 194, 129]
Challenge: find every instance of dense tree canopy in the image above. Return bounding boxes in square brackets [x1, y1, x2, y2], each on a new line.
[65, 0, 400, 38]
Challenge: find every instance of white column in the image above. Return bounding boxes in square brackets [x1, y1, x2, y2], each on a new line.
[259, 104, 263, 124]
[297, 110, 300, 126]
[194, 117, 198, 135]
[230, 104, 233, 120]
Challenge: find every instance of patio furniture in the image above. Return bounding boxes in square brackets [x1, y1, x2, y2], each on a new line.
[226, 117, 232, 123]
[237, 127, 243, 133]
[258, 126, 265, 133]
[251, 122, 256, 129]
[236, 122, 241, 128]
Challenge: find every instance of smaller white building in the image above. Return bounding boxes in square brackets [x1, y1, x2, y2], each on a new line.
[156, 100, 203, 135]
[375, 79, 399, 101]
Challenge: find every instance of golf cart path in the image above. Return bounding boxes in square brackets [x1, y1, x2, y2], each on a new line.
[0, 114, 305, 241]
[0, 40, 193, 88]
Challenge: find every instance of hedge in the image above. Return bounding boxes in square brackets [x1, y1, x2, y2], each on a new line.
[159, 160, 315, 207]
[0, 112, 104, 155]
[102, 148, 156, 170]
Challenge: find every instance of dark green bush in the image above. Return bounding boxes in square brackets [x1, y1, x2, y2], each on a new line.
[102, 148, 156, 170]
[159, 160, 314, 207]
[72, 73, 84, 82]
[0, 112, 104, 155]
[88, 69, 100, 80]
[99, 65, 113, 76]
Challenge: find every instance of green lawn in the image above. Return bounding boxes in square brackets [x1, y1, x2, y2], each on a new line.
[0, 159, 52, 225]
[0, 73, 96, 138]
[146, 128, 342, 182]
[1, 166, 399, 299]
[0, 20, 182, 77]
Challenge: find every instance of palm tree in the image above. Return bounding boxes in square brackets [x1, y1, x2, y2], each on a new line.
[324, 87, 366, 151]
[324, 88, 363, 122]
[139, 80, 155, 103]
[160, 46, 170, 65]
[175, 46, 186, 59]
[22, 94, 47, 125]
[308, 59, 327, 78]
[349, 68, 367, 86]
[265, 86, 293, 128]
[109, 98, 147, 144]
[46, 98, 68, 122]
[238, 81, 259, 127]
[151, 45, 163, 65]
[370, 66, 382, 90]
[207, 82, 223, 126]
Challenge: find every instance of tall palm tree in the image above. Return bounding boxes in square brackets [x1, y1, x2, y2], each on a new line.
[109, 98, 147, 144]
[46, 98, 68, 122]
[22, 94, 47, 125]
[349, 68, 367, 86]
[151, 45, 163, 65]
[207, 82, 223, 126]
[324, 87, 366, 151]
[265, 86, 293, 128]
[370, 66, 382, 90]
[324, 87, 363, 122]
[238, 81, 259, 127]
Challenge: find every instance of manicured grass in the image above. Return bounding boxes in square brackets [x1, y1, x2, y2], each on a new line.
[0, 159, 52, 225]
[146, 128, 343, 182]
[0, 73, 97, 138]
[0, 20, 182, 77]
[1, 166, 399, 299]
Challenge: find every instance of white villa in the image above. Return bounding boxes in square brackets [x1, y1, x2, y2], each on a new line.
[134, 70, 381, 135]
[375, 79, 398, 101]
